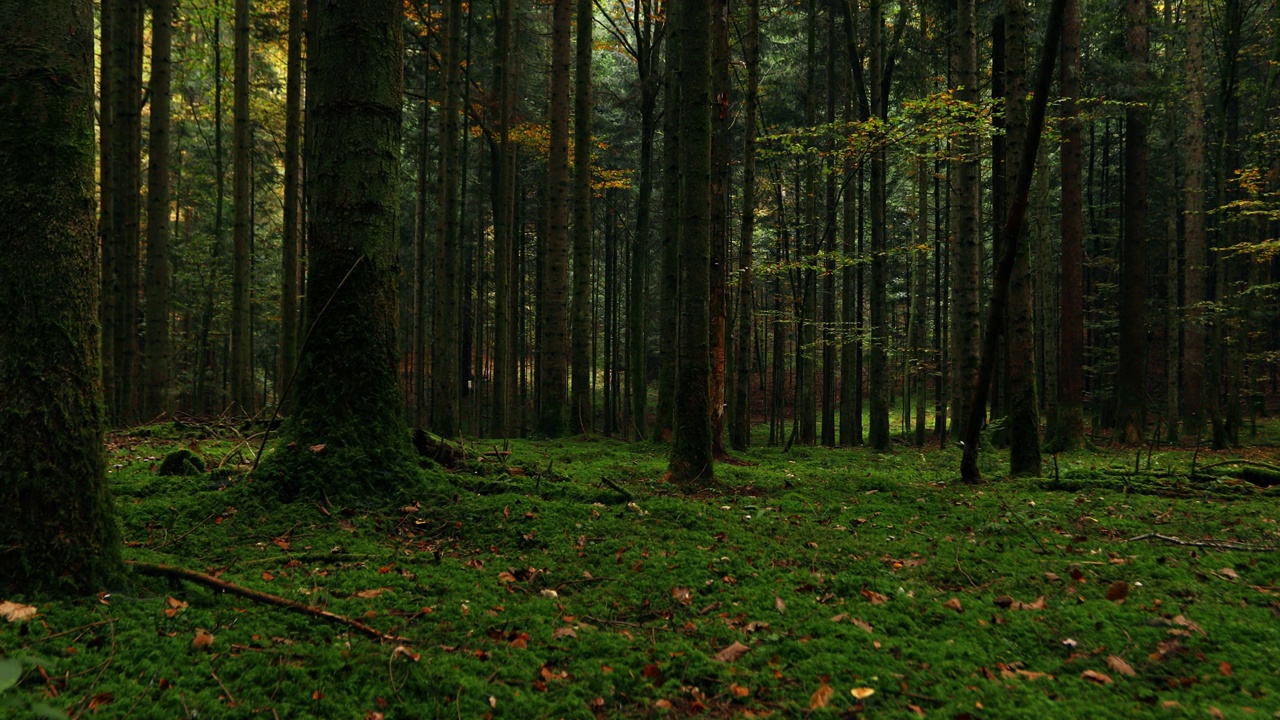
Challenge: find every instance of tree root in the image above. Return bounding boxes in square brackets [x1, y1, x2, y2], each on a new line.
[126, 560, 411, 643]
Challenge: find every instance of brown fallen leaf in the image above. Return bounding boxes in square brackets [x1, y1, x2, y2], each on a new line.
[672, 587, 692, 606]
[0, 600, 38, 623]
[1081, 669, 1112, 685]
[1209, 707, 1225, 719]
[1218, 661, 1233, 677]
[1105, 655, 1137, 677]
[851, 618, 874, 634]
[1170, 615, 1205, 635]
[353, 588, 392, 599]
[943, 597, 964, 613]
[808, 681, 834, 710]
[774, 595, 787, 614]
[552, 627, 577, 640]
[1105, 581, 1130, 603]
[1217, 567, 1240, 580]
[993, 595, 1014, 609]
[654, 699, 673, 709]
[730, 684, 750, 697]
[87, 692, 113, 712]
[861, 589, 887, 605]
[713, 641, 750, 663]
[907, 703, 925, 717]
[192, 628, 215, 652]
[497, 571, 518, 584]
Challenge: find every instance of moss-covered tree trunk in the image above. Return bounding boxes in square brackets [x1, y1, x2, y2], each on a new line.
[668, 0, 714, 484]
[262, 0, 414, 500]
[0, 0, 124, 594]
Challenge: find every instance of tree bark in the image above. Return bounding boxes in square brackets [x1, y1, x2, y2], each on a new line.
[730, 0, 759, 452]
[280, 0, 305, 416]
[1182, 0, 1207, 438]
[433, 0, 465, 438]
[231, 0, 254, 415]
[144, 0, 174, 419]
[0, 0, 124, 594]
[571, 0, 594, 433]
[491, 0, 518, 438]
[629, 0, 658, 442]
[539, 0, 573, 437]
[1115, 0, 1148, 444]
[1053, 0, 1085, 449]
[261, 0, 415, 500]
[668, 0, 713, 484]
[950, 0, 980, 442]
[709, 0, 730, 456]
[652, 9, 680, 443]
[867, 0, 890, 450]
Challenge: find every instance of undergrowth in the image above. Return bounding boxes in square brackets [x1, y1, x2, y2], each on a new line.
[2, 422, 1279, 719]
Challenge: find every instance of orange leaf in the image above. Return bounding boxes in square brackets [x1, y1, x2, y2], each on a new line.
[943, 597, 964, 613]
[713, 641, 751, 663]
[672, 587, 692, 606]
[88, 692, 113, 711]
[730, 684, 750, 697]
[1219, 661, 1233, 677]
[261, 571, 275, 581]
[850, 687, 876, 700]
[192, 628, 215, 652]
[1105, 581, 1130, 603]
[552, 627, 577, 639]
[1106, 655, 1136, 677]
[1081, 670, 1112, 685]
[353, 588, 391, 599]
[809, 681, 834, 709]
[860, 589, 887, 605]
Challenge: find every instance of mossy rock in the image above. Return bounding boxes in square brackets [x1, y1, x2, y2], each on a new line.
[158, 449, 205, 476]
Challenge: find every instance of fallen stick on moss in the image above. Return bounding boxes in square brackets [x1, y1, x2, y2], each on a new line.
[1127, 533, 1274, 552]
[1193, 459, 1280, 474]
[126, 560, 411, 644]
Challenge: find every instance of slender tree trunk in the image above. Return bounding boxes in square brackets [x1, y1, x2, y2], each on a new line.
[867, 0, 890, 450]
[280, 0, 304, 416]
[491, 0, 517, 437]
[950, 0, 980, 442]
[109, 0, 142, 423]
[668, 0, 713, 484]
[708, 0, 730, 456]
[1115, 0, 1148, 444]
[653, 9, 680, 443]
[730, 0, 759, 451]
[434, 0, 465, 438]
[100, 0, 116, 418]
[820, 8, 838, 448]
[1004, 0, 1041, 475]
[1054, 0, 1085, 449]
[912, 159, 929, 446]
[796, 0, 817, 446]
[629, 1, 657, 442]
[231, 0, 254, 415]
[144, 0, 173, 419]
[1182, 0, 1207, 438]
[571, 0, 594, 433]
[0, 0, 125, 594]
[539, 0, 572, 437]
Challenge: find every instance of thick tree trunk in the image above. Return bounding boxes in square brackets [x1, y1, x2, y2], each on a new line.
[571, 0, 594, 433]
[709, 0, 730, 456]
[434, 0, 465, 438]
[280, 0, 304, 416]
[1115, 0, 1148, 444]
[0, 0, 124, 594]
[231, 0, 254, 415]
[652, 10, 680, 443]
[262, 0, 414, 500]
[539, 0, 572, 437]
[668, 0, 713, 484]
[820, 8, 838, 448]
[730, 0, 759, 452]
[109, 0, 142, 423]
[144, 0, 173, 419]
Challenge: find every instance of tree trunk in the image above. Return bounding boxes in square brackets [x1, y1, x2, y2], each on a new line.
[280, 0, 304, 416]
[491, 0, 517, 438]
[1182, 0, 1207, 438]
[668, 0, 713, 485]
[709, 0, 730, 456]
[539, 0, 572, 437]
[820, 7, 838, 448]
[571, 0, 594, 433]
[653, 9, 680, 443]
[144, 0, 173, 419]
[1004, 0, 1041, 475]
[433, 0, 465, 438]
[867, 0, 890, 450]
[231, 0, 254, 415]
[1115, 0, 1148, 444]
[950, 0, 980, 442]
[0, 0, 124, 594]
[109, 0, 142, 423]
[629, 0, 657, 442]
[912, 159, 929, 446]
[730, 0, 759, 451]
[262, 0, 415, 500]
[1053, 0, 1085, 449]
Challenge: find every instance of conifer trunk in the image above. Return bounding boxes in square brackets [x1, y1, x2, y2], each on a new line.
[539, 0, 573, 437]
[1054, 0, 1085, 449]
[571, 0, 594, 433]
[280, 0, 304, 415]
[1116, 0, 1148, 444]
[231, 0, 254, 415]
[145, 0, 174, 419]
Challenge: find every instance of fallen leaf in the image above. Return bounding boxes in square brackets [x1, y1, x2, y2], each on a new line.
[943, 597, 964, 613]
[829, 613, 848, 623]
[1044, 572, 1061, 582]
[642, 664, 662, 680]
[654, 699, 673, 709]
[672, 587, 692, 606]
[87, 692, 113, 712]
[907, 703, 925, 717]
[1209, 707, 1224, 719]
[1171, 615, 1205, 635]
[497, 571, 518, 584]
[192, 628, 215, 652]
[552, 627, 577, 640]
[261, 571, 275, 582]
[1106, 655, 1137, 677]
[808, 681, 834, 709]
[1218, 567, 1240, 580]
[1219, 661, 1233, 677]
[713, 641, 750, 663]
[851, 618, 874, 634]
[850, 687, 875, 700]
[1106, 581, 1130, 603]
[309, 444, 326, 454]
[730, 684, 750, 697]
[1081, 670, 1112, 685]
[353, 588, 392, 599]
[861, 589, 887, 605]
[774, 596, 787, 614]
[0, 601, 37, 623]
[1160, 701, 1181, 709]
[993, 595, 1014, 609]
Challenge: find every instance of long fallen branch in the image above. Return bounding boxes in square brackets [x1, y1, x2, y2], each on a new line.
[1194, 459, 1280, 474]
[126, 560, 411, 643]
[1127, 533, 1274, 552]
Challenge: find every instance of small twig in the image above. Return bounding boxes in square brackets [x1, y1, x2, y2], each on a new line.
[999, 499, 1049, 555]
[1128, 533, 1274, 552]
[126, 560, 410, 643]
[71, 612, 116, 720]
[584, 615, 674, 632]
[151, 509, 223, 550]
[1189, 434, 1202, 476]
[27, 619, 117, 645]
[599, 476, 633, 501]
[211, 669, 238, 707]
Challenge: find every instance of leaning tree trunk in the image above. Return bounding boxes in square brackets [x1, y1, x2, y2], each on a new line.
[144, 0, 173, 419]
[0, 0, 124, 594]
[259, 0, 416, 501]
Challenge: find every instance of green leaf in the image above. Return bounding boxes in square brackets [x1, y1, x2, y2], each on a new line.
[0, 658, 20, 693]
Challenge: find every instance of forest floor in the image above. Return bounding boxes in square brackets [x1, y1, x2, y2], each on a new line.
[3, 420, 1280, 719]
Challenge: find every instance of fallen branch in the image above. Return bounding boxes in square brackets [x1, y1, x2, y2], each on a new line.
[1195, 459, 1280, 474]
[599, 476, 633, 501]
[413, 428, 467, 468]
[126, 560, 410, 643]
[1127, 533, 1274, 552]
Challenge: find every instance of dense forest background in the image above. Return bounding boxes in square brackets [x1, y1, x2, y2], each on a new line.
[95, 0, 1278, 458]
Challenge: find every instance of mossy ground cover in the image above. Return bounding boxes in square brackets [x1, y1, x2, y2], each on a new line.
[3, 421, 1280, 719]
